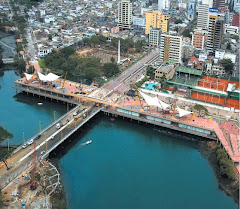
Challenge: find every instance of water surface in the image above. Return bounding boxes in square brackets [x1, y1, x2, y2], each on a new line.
[60, 117, 238, 209]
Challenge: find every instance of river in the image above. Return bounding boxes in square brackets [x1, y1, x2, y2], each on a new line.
[59, 116, 238, 209]
[0, 70, 238, 209]
[0, 70, 66, 145]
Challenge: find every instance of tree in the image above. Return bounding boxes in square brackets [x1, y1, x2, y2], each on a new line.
[18, 58, 26, 73]
[226, 42, 231, 50]
[232, 35, 239, 41]
[172, 85, 178, 93]
[146, 66, 155, 80]
[174, 19, 183, 24]
[0, 56, 3, 68]
[110, 57, 115, 63]
[174, 27, 179, 33]
[102, 63, 119, 78]
[27, 65, 35, 74]
[0, 148, 11, 170]
[219, 59, 234, 74]
[48, 34, 52, 41]
[85, 67, 101, 80]
[182, 29, 192, 38]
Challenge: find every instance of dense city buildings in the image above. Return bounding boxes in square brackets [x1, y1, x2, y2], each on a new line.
[149, 27, 161, 46]
[192, 29, 205, 50]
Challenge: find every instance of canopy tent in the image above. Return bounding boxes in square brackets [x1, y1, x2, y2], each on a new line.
[177, 106, 192, 118]
[37, 72, 60, 82]
[24, 73, 34, 80]
[139, 91, 161, 108]
[158, 99, 170, 110]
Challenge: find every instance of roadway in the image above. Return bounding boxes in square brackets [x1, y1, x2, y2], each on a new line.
[102, 50, 159, 95]
[0, 104, 94, 189]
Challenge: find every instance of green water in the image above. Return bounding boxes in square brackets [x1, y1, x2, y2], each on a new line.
[60, 117, 238, 209]
[0, 70, 66, 145]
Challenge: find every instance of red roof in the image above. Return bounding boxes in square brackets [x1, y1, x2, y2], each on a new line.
[188, 56, 199, 63]
[232, 13, 239, 27]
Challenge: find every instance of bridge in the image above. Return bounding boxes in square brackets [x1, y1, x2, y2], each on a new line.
[1, 50, 238, 189]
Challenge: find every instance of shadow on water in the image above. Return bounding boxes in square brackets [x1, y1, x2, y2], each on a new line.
[49, 113, 201, 160]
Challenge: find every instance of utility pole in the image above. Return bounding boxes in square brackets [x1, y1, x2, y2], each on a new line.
[23, 132, 25, 144]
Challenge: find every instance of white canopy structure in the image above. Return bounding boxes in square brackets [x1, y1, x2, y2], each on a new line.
[158, 99, 170, 110]
[139, 91, 160, 107]
[37, 72, 60, 82]
[24, 73, 34, 80]
[177, 106, 192, 118]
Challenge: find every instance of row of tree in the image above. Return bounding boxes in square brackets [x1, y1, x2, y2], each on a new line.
[44, 46, 120, 81]
[77, 35, 146, 53]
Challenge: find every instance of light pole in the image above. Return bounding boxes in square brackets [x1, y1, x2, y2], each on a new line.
[54, 111, 56, 122]
[39, 121, 41, 134]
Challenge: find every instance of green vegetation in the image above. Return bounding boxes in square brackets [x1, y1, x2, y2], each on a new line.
[174, 18, 183, 24]
[226, 42, 231, 50]
[38, 59, 46, 68]
[216, 146, 236, 180]
[219, 59, 234, 74]
[193, 104, 208, 116]
[232, 35, 239, 41]
[0, 147, 15, 170]
[14, 57, 26, 73]
[182, 29, 192, 38]
[27, 65, 35, 74]
[44, 46, 119, 81]
[0, 126, 13, 141]
[78, 35, 146, 53]
[172, 85, 178, 93]
[146, 66, 155, 80]
[131, 76, 148, 89]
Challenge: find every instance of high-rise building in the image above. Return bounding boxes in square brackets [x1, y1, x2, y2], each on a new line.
[149, 27, 161, 46]
[158, 0, 170, 11]
[197, 3, 210, 30]
[213, 0, 225, 9]
[206, 14, 224, 55]
[118, 0, 132, 30]
[159, 34, 183, 63]
[192, 29, 205, 50]
[145, 11, 170, 35]
[188, 1, 196, 20]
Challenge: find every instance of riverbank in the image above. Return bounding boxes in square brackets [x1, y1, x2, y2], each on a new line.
[48, 159, 68, 209]
[199, 141, 239, 203]
[48, 113, 237, 209]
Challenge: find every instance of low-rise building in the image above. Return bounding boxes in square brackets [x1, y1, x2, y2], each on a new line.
[154, 62, 175, 80]
[212, 65, 225, 75]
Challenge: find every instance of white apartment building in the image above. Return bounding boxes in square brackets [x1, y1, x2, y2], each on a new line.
[197, 4, 209, 30]
[158, 0, 170, 11]
[159, 34, 183, 63]
[118, 0, 132, 30]
[149, 28, 161, 46]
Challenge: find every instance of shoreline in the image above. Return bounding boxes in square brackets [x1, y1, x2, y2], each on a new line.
[199, 141, 239, 203]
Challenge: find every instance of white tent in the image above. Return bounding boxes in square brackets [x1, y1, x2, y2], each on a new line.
[139, 91, 161, 108]
[24, 73, 33, 80]
[177, 106, 192, 118]
[37, 72, 60, 82]
[158, 99, 170, 110]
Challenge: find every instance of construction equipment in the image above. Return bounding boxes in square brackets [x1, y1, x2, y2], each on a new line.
[61, 71, 68, 88]
[135, 87, 144, 109]
[30, 142, 37, 190]
[189, 112, 196, 120]
[172, 97, 178, 118]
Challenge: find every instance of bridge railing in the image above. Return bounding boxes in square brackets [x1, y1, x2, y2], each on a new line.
[41, 107, 103, 159]
[13, 104, 80, 154]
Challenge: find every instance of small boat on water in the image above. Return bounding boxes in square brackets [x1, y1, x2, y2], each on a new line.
[38, 102, 43, 105]
[110, 118, 115, 121]
[84, 140, 92, 145]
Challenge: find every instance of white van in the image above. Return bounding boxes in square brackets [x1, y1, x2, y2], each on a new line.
[56, 123, 61, 129]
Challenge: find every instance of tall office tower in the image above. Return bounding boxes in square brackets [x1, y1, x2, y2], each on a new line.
[213, 0, 225, 9]
[145, 11, 170, 35]
[188, 1, 196, 20]
[158, 0, 170, 11]
[118, 0, 132, 30]
[159, 34, 183, 63]
[197, 3, 210, 30]
[207, 14, 224, 55]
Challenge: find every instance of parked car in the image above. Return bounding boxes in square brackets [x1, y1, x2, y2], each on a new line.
[22, 144, 27, 149]
[73, 112, 77, 116]
[27, 139, 34, 145]
[34, 134, 41, 140]
[51, 135, 54, 140]
[56, 123, 61, 129]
